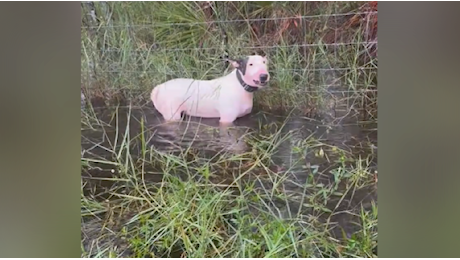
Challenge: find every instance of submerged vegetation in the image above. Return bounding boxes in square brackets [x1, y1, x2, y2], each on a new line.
[81, 1, 378, 258]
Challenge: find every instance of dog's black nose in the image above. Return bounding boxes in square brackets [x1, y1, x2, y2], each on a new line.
[260, 74, 268, 82]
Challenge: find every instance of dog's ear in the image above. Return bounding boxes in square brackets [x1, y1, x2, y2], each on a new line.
[262, 54, 268, 61]
[226, 57, 248, 74]
[229, 59, 240, 68]
[224, 57, 240, 68]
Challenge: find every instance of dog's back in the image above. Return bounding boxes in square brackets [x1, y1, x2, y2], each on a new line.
[151, 77, 224, 119]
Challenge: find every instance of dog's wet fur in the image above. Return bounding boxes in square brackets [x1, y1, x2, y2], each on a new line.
[151, 55, 270, 123]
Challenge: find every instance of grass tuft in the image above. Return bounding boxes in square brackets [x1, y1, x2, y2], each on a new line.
[81, 106, 377, 257]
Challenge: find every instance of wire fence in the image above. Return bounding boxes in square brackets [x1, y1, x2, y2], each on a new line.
[81, 2, 378, 120]
[82, 11, 378, 28]
[95, 41, 378, 53]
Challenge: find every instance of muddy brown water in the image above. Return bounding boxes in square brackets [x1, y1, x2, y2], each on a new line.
[81, 102, 377, 256]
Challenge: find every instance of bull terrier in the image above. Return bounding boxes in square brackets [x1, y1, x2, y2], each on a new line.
[150, 55, 270, 124]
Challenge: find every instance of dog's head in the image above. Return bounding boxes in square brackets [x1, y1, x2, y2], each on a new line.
[228, 55, 270, 89]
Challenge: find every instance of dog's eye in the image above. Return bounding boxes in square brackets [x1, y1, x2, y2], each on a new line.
[263, 61, 266, 64]
[249, 63, 253, 66]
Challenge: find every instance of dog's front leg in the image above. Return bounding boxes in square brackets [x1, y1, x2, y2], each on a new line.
[219, 111, 238, 126]
[219, 122, 235, 129]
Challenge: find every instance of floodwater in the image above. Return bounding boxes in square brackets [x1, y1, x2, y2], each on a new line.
[81, 100, 377, 256]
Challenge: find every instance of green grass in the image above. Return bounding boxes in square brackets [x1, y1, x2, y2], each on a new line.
[81, 105, 377, 258]
[81, 2, 378, 258]
[81, 1, 377, 118]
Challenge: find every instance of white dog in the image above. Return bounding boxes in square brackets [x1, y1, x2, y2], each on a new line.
[150, 55, 270, 124]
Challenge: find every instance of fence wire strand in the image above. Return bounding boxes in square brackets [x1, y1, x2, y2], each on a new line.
[82, 67, 377, 74]
[90, 41, 378, 53]
[82, 11, 377, 29]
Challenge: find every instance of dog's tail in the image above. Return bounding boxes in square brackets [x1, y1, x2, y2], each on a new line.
[150, 86, 160, 111]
